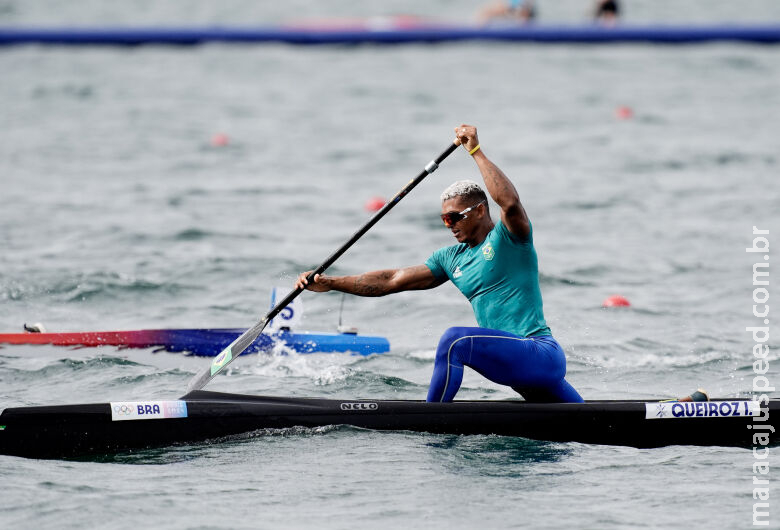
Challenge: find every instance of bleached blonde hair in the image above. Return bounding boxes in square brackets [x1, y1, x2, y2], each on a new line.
[440, 180, 488, 203]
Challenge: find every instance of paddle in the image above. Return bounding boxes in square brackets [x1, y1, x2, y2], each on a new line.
[185, 140, 460, 393]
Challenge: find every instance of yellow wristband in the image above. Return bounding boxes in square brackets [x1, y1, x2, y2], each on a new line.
[468, 144, 481, 156]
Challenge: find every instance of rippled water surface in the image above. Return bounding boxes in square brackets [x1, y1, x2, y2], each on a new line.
[1, 1, 779, 528]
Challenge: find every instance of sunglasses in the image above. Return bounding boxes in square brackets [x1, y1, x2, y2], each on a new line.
[440, 200, 485, 228]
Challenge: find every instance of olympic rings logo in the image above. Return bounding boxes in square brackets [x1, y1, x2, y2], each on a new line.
[113, 404, 136, 416]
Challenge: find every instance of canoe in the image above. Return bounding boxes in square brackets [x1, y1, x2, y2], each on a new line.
[1, 390, 774, 459]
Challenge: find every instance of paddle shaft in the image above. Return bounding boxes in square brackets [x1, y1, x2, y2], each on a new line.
[185, 141, 459, 393]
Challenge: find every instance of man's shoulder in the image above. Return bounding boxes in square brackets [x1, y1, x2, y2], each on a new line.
[431, 242, 467, 259]
[426, 243, 466, 281]
[492, 219, 533, 244]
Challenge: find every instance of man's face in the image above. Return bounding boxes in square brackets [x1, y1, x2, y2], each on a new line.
[441, 197, 481, 243]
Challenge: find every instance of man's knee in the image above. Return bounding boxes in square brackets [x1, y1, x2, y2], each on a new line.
[435, 327, 471, 363]
[438, 327, 470, 344]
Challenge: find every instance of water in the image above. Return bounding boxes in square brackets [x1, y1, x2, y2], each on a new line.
[1, 1, 779, 528]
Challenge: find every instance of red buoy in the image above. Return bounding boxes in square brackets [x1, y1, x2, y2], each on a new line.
[210, 133, 230, 147]
[602, 295, 631, 308]
[615, 106, 634, 120]
[364, 197, 386, 212]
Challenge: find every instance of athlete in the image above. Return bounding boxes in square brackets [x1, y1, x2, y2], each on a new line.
[478, 0, 536, 25]
[594, 0, 620, 25]
[296, 124, 583, 403]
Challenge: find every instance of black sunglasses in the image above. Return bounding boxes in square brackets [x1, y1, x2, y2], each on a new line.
[440, 200, 485, 228]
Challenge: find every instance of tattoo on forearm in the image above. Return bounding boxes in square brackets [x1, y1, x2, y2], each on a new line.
[353, 276, 379, 296]
[353, 271, 394, 296]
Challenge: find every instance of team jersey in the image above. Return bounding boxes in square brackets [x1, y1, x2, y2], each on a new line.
[425, 220, 551, 337]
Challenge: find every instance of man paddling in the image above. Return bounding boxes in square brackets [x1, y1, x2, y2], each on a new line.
[297, 124, 583, 403]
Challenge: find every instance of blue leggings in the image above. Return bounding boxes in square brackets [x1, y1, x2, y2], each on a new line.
[426, 327, 584, 403]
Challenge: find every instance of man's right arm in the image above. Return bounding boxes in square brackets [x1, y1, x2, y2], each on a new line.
[296, 264, 446, 296]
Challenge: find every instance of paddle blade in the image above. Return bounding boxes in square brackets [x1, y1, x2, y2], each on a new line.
[185, 318, 269, 393]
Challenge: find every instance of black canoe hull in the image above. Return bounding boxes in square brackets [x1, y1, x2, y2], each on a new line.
[1, 390, 776, 459]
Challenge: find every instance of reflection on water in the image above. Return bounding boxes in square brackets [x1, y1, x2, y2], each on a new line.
[90, 424, 342, 465]
[426, 434, 572, 476]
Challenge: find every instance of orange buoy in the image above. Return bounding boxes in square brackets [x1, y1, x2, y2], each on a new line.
[602, 295, 631, 308]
